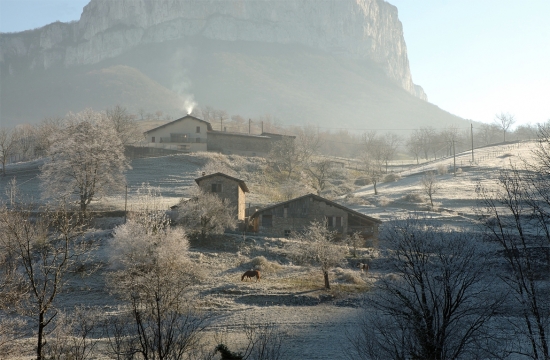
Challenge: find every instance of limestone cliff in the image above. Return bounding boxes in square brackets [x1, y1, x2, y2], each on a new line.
[0, 0, 426, 100]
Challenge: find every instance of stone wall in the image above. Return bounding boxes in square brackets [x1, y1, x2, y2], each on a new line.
[197, 174, 245, 220]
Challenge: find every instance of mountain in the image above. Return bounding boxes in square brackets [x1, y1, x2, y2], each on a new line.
[0, 0, 464, 130]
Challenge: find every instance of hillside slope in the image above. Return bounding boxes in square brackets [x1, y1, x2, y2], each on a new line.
[1, 37, 463, 129]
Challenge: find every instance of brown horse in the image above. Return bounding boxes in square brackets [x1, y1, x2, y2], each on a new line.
[241, 270, 261, 282]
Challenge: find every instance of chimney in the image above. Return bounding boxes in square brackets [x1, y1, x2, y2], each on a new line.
[202, 172, 206, 176]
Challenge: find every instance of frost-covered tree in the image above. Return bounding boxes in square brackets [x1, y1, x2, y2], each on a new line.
[40, 109, 130, 212]
[106, 104, 143, 145]
[177, 190, 236, 241]
[346, 217, 503, 360]
[108, 196, 206, 359]
[360, 135, 384, 195]
[290, 221, 347, 290]
[0, 127, 19, 176]
[421, 171, 440, 208]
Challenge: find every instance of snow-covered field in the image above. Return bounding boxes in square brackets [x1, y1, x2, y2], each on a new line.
[2, 141, 547, 359]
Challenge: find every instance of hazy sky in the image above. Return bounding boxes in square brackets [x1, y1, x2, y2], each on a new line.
[1, 0, 548, 127]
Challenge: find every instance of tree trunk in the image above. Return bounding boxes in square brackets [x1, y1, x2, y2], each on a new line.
[323, 271, 330, 290]
[37, 311, 45, 360]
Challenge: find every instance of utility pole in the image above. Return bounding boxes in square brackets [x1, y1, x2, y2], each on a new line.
[471, 123, 474, 163]
[220, 116, 223, 132]
[249, 119, 251, 134]
[261, 121, 264, 134]
[124, 184, 128, 223]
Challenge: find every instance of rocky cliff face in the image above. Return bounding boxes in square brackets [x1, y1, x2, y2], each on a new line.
[0, 0, 426, 100]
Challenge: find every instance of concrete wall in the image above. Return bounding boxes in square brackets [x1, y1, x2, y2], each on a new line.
[146, 118, 208, 152]
[207, 131, 273, 156]
[196, 175, 245, 220]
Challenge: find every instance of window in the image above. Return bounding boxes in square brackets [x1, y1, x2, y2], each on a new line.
[152, 136, 155, 143]
[262, 215, 273, 228]
[284, 230, 291, 237]
[195, 137, 201, 143]
[211, 184, 222, 193]
[327, 216, 334, 227]
[335, 216, 342, 227]
[196, 126, 201, 133]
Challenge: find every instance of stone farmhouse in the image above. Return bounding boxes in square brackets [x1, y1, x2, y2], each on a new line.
[144, 114, 294, 156]
[248, 194, 381, 239]
[195, 172, 249, 221]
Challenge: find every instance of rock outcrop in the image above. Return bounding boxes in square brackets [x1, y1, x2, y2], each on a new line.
[0, 0, 426, 100]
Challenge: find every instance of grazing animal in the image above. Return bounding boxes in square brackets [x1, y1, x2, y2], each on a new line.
[241, 270, 261, 282]
[357, 262, 369, 274]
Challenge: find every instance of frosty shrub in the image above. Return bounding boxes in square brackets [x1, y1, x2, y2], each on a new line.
[334, 268, 365, 285]
[382, 173, 401, 183]
[400, 193, 424, 203]
[456, 167, 463, 174]
[436, 163, 448, 175]
[178, 189, 236, 241]
[377, 196, 392, 207]
[249, 256, 282, 273]
[108, 206, 207, 359]
[44, 306, 101, 360]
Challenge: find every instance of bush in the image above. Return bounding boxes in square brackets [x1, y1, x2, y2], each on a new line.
[383, 173, 401, 183]
[401, 193, 425, 203]
[334, 268, 365, 285]
[249, 256, 282, 273]
[378, 196, 392, 207]
[456, 168, 463, 174]
[436, 164, 448, 175]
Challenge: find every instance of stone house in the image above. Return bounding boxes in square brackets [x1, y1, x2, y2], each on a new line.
[248, 193, 381, 239]
[195, 172, 249, 221]
[144, 114, 212, 152]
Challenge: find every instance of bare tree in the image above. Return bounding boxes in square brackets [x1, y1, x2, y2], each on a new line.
[306, 159, 337, 195]
[40, 109, 130, 212]
[477, 165, 550, 359]
[476, 123, 501, 146]
[419, 127, 437, 160]
[0, 127, 19, 176]
[360, 135, 384, 195]
[106, 104, 143, 145]
[406, 130, 423, 164]
[381, 133, 401, 173]
[267, 137, 301, 180]
[290, 221, 347, 289]
[177, 189, 237, 241]
[495, 112, 516, 142]
[108, 197, 207, 359]
[0, 203, 93, 360]
[421, 171, 440, 208]
[346, 217, 503, 360]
